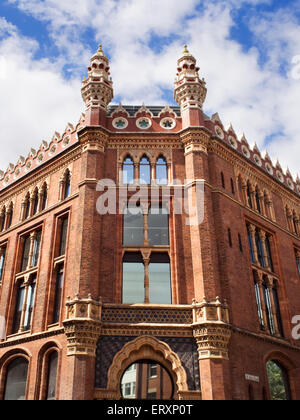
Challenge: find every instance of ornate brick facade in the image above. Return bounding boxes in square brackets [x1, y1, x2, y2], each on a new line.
[0, 45, 300, 400]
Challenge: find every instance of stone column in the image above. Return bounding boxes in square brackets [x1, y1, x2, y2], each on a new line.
[248, 224, 259, 264]
[258, 230, 269, 269]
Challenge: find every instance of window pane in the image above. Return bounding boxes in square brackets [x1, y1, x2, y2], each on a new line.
[123, 158, 134, 185]
[46, 353, 58, 400]
[0, 247, 6, 282]
[24, 281, 35, 331]
[53, 267, 64, 324]
[140, 157, 151, 185]
[32, 231, 42, 267]
[13, 286, 25, 334]
[156, 158, 168, 185]
[123, 207, 144, 246]
[21, 236, 31, 272]
[148, 207, 169, 246]
[122, 253, 144, 304]
[59, 218, 68, 256]
[64, 172, 71, 199]
[149, 254, 171, 304]
[4, 358, 28, 401]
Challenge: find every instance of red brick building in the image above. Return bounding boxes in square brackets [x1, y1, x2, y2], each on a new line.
[0, 45, 300, 400]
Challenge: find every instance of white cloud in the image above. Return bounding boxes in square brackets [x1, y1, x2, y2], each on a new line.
[0, 18, 83, 171]
[2, 0, 300, 177]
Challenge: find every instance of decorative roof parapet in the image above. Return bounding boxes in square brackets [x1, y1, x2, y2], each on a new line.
[210, 112, 300, 197]
[0, 113, 85, 192]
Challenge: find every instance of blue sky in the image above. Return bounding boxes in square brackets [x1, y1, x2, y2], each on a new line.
[0, 0, 300, 177]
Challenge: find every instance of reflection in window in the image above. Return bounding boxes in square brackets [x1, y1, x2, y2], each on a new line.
[267, 361, 291, 400]
[123, 157, 134, 185]
[122, 253, 145, 304]
[156, 157, 168, 185]
[4, 358, 29, 400]
[121, 361, 173, 400]
[59, 217, 69, 256]
[0, 246, 6, 283]
[149, 253, 171, 305]
[139, 156, 151, 185]
[52, 265, 64, 324]
[148, 206, 169, 246]
[123, 206, 144, 246]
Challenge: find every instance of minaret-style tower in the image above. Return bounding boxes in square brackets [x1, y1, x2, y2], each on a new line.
[81, 44, 114, 126]
[174, 45, 207, 128]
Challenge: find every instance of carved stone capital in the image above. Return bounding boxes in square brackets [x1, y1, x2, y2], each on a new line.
[63, 294, 102, 357]
[180, 129, 210, 156]
[192, 297, 231, 360]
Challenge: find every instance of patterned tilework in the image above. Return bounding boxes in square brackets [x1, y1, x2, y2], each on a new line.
[95, 336, 200, 391]
[101, 307, 193, 324]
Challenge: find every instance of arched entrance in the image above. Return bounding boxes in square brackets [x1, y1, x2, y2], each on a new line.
[94, 336, 197, 400]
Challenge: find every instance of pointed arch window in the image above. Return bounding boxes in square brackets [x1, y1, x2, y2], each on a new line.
[247, 182, 253, 209]
[41, 184, 48, 211]
[24, 194, 30, 220]
[139, 156, 151, 185]
[6, 204, 13, 229]
[122, 156, 134, 185]
[0, 245, 6, 284]
[0, 208, 5, 231]
[63, 170, 71, 199]
[156, 157, 168, 185]
[32, 188, 39, 216]
[4, 358, 29, 400]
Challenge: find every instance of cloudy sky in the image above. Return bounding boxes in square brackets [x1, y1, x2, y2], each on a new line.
[0, 0, 299, 177]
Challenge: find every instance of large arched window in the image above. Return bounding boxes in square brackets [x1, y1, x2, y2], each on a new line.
[122, 156, 134, 185]
[4, 358, 29, 400]
[156, 157, 168, 185]
[266, 360, 291, 400]
[139, 156, 151, 185]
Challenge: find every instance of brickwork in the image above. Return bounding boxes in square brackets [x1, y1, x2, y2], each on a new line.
[0, 45, 300, 400]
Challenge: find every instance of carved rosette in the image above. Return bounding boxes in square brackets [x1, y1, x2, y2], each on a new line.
[192, 297, 231, 360]
[63, 294, 102, 357]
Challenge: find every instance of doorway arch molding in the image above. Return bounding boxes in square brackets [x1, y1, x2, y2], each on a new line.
[95, 335, 195, 400]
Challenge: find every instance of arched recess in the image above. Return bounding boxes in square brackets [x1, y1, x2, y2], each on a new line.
[95, 336, 193, 400]
[264, 351, 296, 400]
